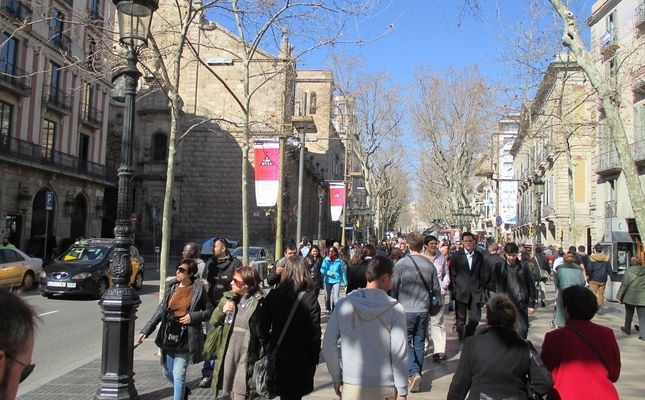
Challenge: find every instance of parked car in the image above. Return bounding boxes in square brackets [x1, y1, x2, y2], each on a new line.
[0, 247, 43, 291]
[38, 238, 144, 299]
[200, 237, 240, 260]
[231, 246, 274, 284]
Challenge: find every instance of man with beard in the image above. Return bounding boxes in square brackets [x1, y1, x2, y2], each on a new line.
[0, 288, 38, 400]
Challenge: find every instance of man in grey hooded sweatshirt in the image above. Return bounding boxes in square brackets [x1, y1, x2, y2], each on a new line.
[322, 256, 408, 400]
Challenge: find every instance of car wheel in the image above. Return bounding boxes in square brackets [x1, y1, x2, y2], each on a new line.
[21, 271, 35, 290]
[93, 278, 108, 300]
[41, 292, 54, 299]
[132, 271, 144, 291]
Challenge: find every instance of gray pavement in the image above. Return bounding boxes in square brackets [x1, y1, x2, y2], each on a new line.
[17, 280, 645, 399]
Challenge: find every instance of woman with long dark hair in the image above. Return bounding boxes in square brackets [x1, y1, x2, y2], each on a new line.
[305, 245, 324, 297]
[138, 258, 213, 400]
[257, 256, 322, 400]
[346, 243, 376, 294]
[205, 266, 265, 399]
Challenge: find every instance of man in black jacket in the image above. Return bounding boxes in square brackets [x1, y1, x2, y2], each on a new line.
[490, 242, 536, 339]
[449, 232, 486, 343]
[266, 242, 298, 286]
[587, 243, 613, 314]
[484, 243, 504, 299]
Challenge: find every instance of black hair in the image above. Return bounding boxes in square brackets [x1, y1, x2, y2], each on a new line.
[0, 287, 39, 356]
[503, 242, 519, 254]
[424, 235, 438, 245]
[177, 258, 199, 280]
[365, 255, 394, 282]
[561, 285, 598, 321]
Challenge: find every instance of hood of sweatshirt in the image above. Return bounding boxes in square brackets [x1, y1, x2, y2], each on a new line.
[590, 253, 610, 262]
[346, 288, 399, 321]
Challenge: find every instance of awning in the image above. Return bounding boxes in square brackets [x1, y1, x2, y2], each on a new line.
[601, 231, 634, 243]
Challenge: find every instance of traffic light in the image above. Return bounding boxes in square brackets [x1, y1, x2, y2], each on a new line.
[355, 219, 361, 228]
[528, 225, 534, 236]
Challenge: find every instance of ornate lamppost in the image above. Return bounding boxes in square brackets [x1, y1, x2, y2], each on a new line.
[533, 173, 545, 247]
[317, 183, 325, 241]
[96, 1, 158, 398]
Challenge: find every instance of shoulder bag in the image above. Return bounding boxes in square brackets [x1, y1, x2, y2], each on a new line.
[526, 340, 553, 400]
[252, 291, 305, 399]
[564, 326, 611, 372]
[409, 256, 441, 316]
[157, 284, 189, 351]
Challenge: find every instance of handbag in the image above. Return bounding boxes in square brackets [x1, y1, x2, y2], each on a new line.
[160, 310, 188, 350]
[409, 256, 441, 316]
[252, 291, 305, 399]
[203, 322, 224, 360]
[526, 340, 553, 400]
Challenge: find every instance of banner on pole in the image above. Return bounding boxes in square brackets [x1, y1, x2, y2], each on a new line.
[329, 181, 345, 222]
[254, 138, 280, 207]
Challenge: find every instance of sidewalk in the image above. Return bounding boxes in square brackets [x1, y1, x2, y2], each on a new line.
[17, 281, 644, 399]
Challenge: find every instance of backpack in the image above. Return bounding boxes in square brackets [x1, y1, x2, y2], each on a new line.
[526, 259, 541, 283]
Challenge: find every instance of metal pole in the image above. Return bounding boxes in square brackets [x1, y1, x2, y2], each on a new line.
[340, 136, 349, 246]
[43, 209, 49, 260]
[96, 48, 141, 400]
[296, 127, 305, 243]
[317, 195, 323, 241]
[536, 193, 542, 247]
[275, 135, 286, 258]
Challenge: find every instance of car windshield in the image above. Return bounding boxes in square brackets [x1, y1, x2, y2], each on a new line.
[231, 248, 260, 258]
[61, 246, 109, 262]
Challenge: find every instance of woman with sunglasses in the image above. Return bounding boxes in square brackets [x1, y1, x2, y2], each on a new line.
[205, 266, 265, 399]
[138, 258, 213, 400]
[320, 247, 347, 315]
[257, 256, 322, 400]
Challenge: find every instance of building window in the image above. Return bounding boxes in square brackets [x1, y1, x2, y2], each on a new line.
[51, 9, 64, 40]
[309, 92, 317, 114]
[152, 133, 167, 161]
[337, 102, 346, 115]
[42, 119, 56, 160]
[0, 33, 17, 75]
[0, 101, 12, 149]
[86, 35, 98, 70]
[635, 105, 645, 142]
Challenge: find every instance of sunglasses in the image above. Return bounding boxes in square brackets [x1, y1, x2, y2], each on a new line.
[232, 278, 244, 286]
[176, 267, 188, 274]
[6, 354, 35, 383]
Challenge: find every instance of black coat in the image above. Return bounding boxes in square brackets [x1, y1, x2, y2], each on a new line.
[305, 257, 324, 290]
[449, 249, 486, 304]
[257, 288, 321, 397]
[346, 260, 369, 294]
[492, 260, 536, 310]
[484, 253, 504, 291]
[448, 326, 553, 400]
[141, 278, 214, 364]
[206, 253, 242, 304]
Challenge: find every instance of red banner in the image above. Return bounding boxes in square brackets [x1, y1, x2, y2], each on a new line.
[254, 138, 280, 207]
[329, 181, 345, 222]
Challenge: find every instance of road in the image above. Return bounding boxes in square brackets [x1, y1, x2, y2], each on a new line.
[19, 272, 165, 394]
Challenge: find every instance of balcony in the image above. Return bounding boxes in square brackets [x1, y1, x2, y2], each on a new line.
[61, 0, 72, 7]
[0, 136, 117, 183]
[1, 0, 32, 22]
[50, 32, 71, 53]
[600, 28, 619, 59]
[79, 104, 102, 128]
[633, 65, 645, 92]
[605, 200, 617, 218]
[0, 64, 31, 97]
[87, 9, 103, 27]
[636, 3, 645, 30]
[42, 85, 72, 114]
[632, 139, 645, 165]
[594, 150, 621, 175]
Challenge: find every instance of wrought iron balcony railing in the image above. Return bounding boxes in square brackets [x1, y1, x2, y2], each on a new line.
[0, 63, 31, 95]
[42, 85, 72, 113]
[50, 32, 72, 52]
[1, 0, 32, 22]
[0, 135, 117, 183]
[593, 150, 621, 174]
[636, 3, 645, 28]
[79, 104, 102, 127]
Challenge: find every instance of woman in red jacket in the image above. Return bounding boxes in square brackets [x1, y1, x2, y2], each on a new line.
[540, 285, 621, 400]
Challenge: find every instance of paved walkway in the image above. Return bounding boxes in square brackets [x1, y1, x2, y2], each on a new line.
[17, 281, 644, 399]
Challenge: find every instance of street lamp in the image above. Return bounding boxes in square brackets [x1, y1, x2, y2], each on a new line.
[291, 116, 317, 244]
[96, 1, 157, 398]
[533, 173, 545, 247]
[317, 183, 325, 241]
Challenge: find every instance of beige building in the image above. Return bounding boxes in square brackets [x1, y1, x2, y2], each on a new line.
[1, 0, 113, 256]
[587, 0, 645, 260]
[112, 2, 341, 254]
[511, 54, 595, 249]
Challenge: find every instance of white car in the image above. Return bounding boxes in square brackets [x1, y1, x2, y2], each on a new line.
[231, 246, 274, 284]
[0, 247, 43, 291]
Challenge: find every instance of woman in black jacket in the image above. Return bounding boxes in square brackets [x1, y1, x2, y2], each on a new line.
[257, 256, 321, 400]
[138, 258, 213, 400]
[448, 294, 552, 400]
[345, 243, 376, 294]
[304, 245, 324, 297]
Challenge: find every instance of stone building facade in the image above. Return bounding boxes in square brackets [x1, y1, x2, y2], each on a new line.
[109, 2, 331, 254]
[1, 0, 113, 256]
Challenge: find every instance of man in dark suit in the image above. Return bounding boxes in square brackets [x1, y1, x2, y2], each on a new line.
[449, 232, 486, 343]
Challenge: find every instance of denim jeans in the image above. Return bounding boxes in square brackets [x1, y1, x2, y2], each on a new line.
[324, 282, 340, 312]
[163, 350, 189, 400]
[202, 320, 214, 377]
[406, 312, 428, 376]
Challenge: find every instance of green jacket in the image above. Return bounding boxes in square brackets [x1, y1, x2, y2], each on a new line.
[209, 289, 265, 399]
[616, 265, 645, 307]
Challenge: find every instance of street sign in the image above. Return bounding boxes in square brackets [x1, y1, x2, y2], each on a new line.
[155, 246, 160, 253]
[152, 208, 158, 220]
[46, 191, 53, 210]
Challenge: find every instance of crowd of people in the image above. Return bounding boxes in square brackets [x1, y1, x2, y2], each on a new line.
[4, 233, 645, 400]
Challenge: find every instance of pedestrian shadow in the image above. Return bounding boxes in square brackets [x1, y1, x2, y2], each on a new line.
[139, 386, 173, 399]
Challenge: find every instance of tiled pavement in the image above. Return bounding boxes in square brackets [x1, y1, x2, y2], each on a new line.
[18, 281, 645, 399]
